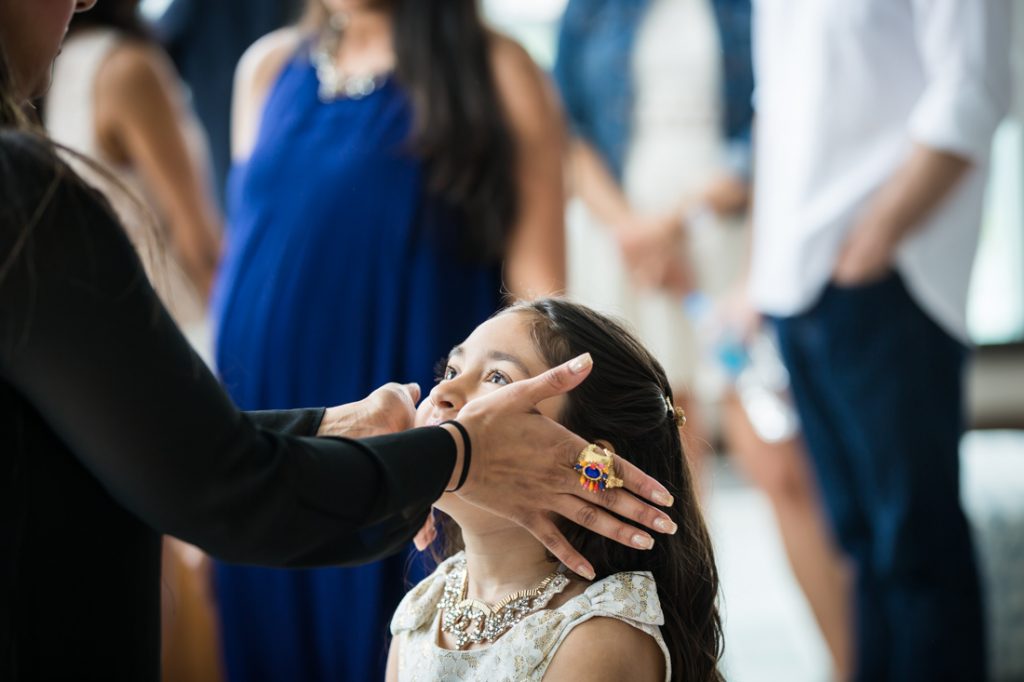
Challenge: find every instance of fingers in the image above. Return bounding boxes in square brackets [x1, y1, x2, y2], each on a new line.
[609, 452, 675, 508]
[402, 382, 421, 404]
[506, 353, 593, 406]
[376, 382, 419, 409]
[520, 513, 596, 581]
[551, 495, 659, 550]
[575, 484, 678, 536]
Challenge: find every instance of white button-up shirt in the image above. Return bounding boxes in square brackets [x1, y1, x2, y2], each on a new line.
[749, 0, 1013, 342]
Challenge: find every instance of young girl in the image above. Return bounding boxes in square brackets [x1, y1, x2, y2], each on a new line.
[389, 299, 723, 681]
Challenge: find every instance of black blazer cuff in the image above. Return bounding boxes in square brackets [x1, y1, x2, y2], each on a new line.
[243, 408, 326, 437]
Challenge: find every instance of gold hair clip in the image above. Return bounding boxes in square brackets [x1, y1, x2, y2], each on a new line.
[673, 406, 687, 427]
[664, 396, 686, 427]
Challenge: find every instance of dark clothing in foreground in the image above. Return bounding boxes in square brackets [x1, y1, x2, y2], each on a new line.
[0, 132, 455, 681]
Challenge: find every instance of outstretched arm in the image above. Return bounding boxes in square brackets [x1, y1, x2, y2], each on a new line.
[0, 135, 456, 566]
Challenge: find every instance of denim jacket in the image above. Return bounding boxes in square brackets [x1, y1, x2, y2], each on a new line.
[553, 0, 754, 181]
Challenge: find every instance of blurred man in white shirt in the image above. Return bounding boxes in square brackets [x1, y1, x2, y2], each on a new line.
[750, 1, 1012, 679]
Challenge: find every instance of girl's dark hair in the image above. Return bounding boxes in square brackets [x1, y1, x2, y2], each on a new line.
[303, 0, 517, 263]
[437, 298, 725, 682]
[67, 0, 153, 41]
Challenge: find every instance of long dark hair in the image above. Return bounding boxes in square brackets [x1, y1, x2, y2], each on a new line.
[303, 0, 517, 263]
[437, 298, 725, 682]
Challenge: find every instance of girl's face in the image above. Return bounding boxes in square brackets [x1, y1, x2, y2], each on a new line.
[0, 0, 95, 100]
[416, 312, 566, 430]
[416, 311, 566, 529]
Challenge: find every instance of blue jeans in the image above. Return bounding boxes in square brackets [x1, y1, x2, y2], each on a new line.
[773, 273, 986, 681]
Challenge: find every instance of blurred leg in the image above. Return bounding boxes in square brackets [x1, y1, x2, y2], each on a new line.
[723, 393, 852, 679]
[161, 538, 225, 682]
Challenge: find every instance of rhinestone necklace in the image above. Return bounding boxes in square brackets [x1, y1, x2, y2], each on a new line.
[312, 12, 390, 102]
[439, 557, 570, 649]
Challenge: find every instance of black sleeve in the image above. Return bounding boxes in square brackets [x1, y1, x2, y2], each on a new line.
[0, 134, 455, 567]
[244, 408, 326, 437]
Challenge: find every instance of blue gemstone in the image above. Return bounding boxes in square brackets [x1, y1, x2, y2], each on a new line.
[584, 465, 602, 480]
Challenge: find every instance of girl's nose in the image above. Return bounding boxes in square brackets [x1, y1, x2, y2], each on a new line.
[429, 378, 467, 413]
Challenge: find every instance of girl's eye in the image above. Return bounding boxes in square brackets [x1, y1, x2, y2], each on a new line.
[485, 370, 511, 386]
[434, 359, 458, 382]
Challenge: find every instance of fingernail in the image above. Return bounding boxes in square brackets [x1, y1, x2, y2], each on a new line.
[569, 353, 593, 374]
[653, 491, 674, 507]
[577, 564, 596, 581]
[632, 533, 655, 550]
[654, 517, 678, 534]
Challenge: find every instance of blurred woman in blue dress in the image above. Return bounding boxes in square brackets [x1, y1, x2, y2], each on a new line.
[211, 1, 565, 679]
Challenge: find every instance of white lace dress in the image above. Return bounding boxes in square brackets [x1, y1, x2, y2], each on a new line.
[390, 553, 671, 681]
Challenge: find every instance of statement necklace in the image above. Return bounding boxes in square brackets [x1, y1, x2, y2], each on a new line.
[439, 557, 570, 649]
[312, 12, 390, 102]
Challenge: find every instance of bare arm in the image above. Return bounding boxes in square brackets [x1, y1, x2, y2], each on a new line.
[490, 35, 566, 299]
[568, 137, 694, 294]
[566, 137, 634, 234]
[385, 637, 400, 682]
[231, 28, 302, 163]
[543, 617, 665, 681]
[834, 0, 1014, 286]
[96, 42, 222, 300]
[834, 145, 971, 284]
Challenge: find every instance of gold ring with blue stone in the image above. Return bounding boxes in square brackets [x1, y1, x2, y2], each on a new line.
[574, 444, 624, 493]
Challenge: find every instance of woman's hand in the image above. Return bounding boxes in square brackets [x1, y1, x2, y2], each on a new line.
[317, 383, 421, 439]
[617, 213, 695, 296]
[701, 174, 750, 216]
[449, 353, 678, 580]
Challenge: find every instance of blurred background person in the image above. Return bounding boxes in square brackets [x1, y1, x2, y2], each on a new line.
[43, 0, 221, 359]
[553, 0, 851, 676]
[553, 0, 751, 426]
[750, 0, 1013, 679]
[153, 0, 305, 204]
[42, 3, 226, 680]
[211, 0, 565, 680]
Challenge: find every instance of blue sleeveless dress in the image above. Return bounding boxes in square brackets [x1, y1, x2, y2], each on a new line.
[211, 48, 502, 682]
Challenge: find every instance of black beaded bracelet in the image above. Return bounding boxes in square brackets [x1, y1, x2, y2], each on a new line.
[441, 420, 472, 492]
